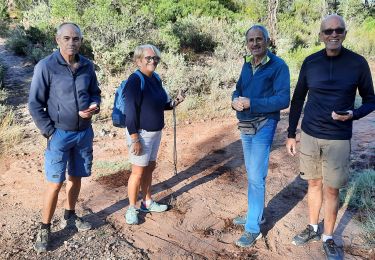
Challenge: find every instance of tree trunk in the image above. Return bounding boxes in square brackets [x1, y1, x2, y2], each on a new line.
[267, 0, 279, 50]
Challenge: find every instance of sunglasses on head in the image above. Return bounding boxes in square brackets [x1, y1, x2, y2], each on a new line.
[144, 56, 161, 63]
[322, 28, 345, 35]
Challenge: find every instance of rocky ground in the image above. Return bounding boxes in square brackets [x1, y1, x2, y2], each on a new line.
[0, 38, 374, 259]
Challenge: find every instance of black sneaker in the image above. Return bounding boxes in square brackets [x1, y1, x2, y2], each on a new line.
[60, 213, 92, 231]
[292, 225, 321, 245]
[323, 239, 342, 260]
[34, 227, 50, 253]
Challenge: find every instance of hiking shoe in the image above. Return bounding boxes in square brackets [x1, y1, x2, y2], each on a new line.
[235, 231, 262, 247]
[233, 215, 266, 225]
[125, 207, 139, 225]
[60, 214, 92, 231]
[34, 227, 50, 253]
[292, 225, 321, 246]
[323, 239, 342, 260]
[139, 201, 168, 213]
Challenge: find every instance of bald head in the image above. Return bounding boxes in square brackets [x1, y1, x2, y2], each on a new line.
[56, 23, 82, 39]
[320, 14, 346, 32]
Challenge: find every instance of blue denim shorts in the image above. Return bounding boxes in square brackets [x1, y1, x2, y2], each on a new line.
[125, 129, 162, 166]
[44, 127, 94, 183]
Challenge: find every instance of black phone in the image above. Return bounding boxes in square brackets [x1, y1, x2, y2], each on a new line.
[335, 110, 349, 115]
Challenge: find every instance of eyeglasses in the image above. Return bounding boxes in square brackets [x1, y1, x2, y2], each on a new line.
[144, 56, 161, 63]
[321, 28, 345, 35]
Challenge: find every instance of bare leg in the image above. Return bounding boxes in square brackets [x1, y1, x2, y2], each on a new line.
[127, 164, 145, 206]
[141, 161, 156, 201]
[42, 182, 64, 224]
[65, 176, 81, 210]
[307, 179, 323, 225]
[323, 186, 339, 235]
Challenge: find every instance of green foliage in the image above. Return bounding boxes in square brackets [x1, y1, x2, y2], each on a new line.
[172, 15, 217, 53]
[0, 0, 8, 20]
[6, 25, 55, 62]
[345, 17, 375, 57]
[277, 0, 323, 51]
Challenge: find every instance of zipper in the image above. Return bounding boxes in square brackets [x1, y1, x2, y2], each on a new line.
[67, 66, 80, 130]
[57, 104, 60, 123]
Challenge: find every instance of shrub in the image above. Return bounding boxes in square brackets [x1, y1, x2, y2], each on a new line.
[341, 169, 375, 245]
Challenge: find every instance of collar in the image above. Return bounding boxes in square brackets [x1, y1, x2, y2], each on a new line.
[54, 50, 86, 66]
[244, 52, 270, 66]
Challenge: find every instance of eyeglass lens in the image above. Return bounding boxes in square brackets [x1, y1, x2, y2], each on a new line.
[323, 28, 345, 35]
[145, 56, 160, 63]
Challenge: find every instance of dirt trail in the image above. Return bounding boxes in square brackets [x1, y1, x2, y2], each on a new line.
[0, 38, 374, 259]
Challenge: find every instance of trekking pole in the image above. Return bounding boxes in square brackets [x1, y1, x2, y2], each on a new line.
[172, 104, 178, 175]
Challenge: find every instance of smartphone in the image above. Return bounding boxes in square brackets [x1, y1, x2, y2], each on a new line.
[335, 110, 349, 116]
[83, 106, 98, 113]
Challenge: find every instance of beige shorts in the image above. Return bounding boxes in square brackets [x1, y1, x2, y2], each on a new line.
[125, 129, 162, 167]
[299, 131, 351, 189]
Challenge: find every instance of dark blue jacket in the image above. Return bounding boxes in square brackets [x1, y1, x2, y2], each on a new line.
[288, 48, 375, 140]
[124, 71, 172, 135]
[232, 51, 290, 121]
[28, 50, 101, 137]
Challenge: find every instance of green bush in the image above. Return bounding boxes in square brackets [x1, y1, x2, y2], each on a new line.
[345, 17, 375, 57]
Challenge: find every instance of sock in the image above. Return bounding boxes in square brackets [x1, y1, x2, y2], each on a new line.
[309, 224, 318, 232]
[322, 234, 333, 242]
[41, 223, 51, 230]
[143, 199, 152, 208]
[64, 209, 75, 220]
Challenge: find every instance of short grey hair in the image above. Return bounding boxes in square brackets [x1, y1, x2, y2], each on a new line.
[133, 44, 161, 62]
[245, 25, 270, 42]
[56, 22, 83, 38]
[320, 14, 346, 32]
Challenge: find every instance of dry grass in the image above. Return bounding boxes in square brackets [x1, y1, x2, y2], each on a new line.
[0, 110, 24, 155]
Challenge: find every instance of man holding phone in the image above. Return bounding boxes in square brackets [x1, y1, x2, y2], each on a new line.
[29, 22, 101, 253]
[286, 14, 375, 260]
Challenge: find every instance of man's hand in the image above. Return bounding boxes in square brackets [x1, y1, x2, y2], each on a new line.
[332, 110, 353, 121]
[238, 96, 250, 109]
[232, 97, 244, 111]
[286, 138, 297, 156]
[79, 104, 99, 119]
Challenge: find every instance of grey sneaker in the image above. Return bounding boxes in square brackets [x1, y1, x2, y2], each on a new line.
[34, 227, 50, 253]
[60, 214, 92, 231]
[323, 239, 343, 260]
[125, 207, 139, 225]
[139, 201, 168, 213]
[292, 225, 321, 245]
[233, 215, 266, 225]
[235, 231, 262, 247]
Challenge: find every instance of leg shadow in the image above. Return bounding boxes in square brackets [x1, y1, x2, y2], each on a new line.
[262, 175, 308, 236]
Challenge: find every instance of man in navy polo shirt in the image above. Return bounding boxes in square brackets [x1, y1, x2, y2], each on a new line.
[286, 14, 375, 260]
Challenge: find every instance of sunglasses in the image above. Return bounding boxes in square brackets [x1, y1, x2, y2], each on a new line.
[321, 28, 345, 35]
[144, 56, 161, 63]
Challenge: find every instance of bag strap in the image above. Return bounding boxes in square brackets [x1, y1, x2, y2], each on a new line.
[134, 70, 145, 90]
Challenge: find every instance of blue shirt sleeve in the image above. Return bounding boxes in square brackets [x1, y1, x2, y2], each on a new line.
[28, 60, 55, 137]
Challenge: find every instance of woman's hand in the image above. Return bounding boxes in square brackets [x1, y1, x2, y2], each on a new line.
[173, 89, 186, 107]
[131, 141, 142, 155]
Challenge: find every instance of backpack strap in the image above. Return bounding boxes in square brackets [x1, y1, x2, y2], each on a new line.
[134, 70, 145, 90]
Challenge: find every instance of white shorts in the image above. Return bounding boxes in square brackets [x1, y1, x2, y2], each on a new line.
[125, 129, 162, 167]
